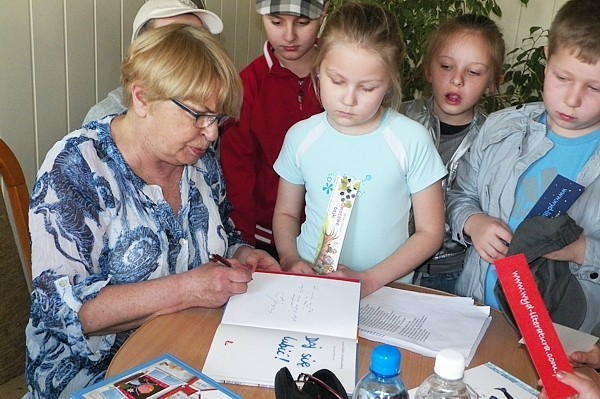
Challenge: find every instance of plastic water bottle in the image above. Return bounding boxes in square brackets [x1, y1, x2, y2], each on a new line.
[354, 345, 409, 399]
[414, 349, 471, 399]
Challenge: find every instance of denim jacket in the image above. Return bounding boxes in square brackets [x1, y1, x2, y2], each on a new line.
[399, 97, 486, 268]
[447, 102, 600, 333]
[399, 97, 486, 191]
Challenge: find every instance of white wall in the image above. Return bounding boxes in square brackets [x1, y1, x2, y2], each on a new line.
[0, 0, 565, 192]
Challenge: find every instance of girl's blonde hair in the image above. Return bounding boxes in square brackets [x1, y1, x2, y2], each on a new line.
[121, 24, 242, 117]
[422, 14, 505, 92]
[312, 2, 405, 109]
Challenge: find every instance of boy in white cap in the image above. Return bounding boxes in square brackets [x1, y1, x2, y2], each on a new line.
[220, 0, 328, 258]
[83, 0, 223, 124]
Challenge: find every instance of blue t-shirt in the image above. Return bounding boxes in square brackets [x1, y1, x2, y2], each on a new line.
[274, 109, 446, 280]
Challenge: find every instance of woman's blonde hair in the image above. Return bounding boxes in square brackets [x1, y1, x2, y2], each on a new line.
[121, 24, 242, 117]
[312, 2, 405, 109]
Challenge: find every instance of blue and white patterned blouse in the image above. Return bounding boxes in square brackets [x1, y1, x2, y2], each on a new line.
[23, 115, 246, 399]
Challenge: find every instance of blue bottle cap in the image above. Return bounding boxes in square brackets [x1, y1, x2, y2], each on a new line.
[370, 345, 401, 377]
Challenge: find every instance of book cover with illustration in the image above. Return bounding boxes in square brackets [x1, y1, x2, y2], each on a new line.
[71, 353, 241, 399]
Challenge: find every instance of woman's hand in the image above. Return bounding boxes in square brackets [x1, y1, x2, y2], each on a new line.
[464, 213, 512, 263]
[80, 262, 253, 335]
[183, 263, 253, 308]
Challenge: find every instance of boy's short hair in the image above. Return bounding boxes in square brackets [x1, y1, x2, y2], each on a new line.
[255, 0, 326, 19]
[548, 0, 600, 64]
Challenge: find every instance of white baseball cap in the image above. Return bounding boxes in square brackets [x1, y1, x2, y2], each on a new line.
[132, 0, 224, 42]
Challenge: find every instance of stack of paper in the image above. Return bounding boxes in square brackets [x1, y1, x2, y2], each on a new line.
[358, 287, 491, 365]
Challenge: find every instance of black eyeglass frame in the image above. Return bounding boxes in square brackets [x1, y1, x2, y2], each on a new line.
[296, 373, 346, 399]
[171, 99, 229, 128]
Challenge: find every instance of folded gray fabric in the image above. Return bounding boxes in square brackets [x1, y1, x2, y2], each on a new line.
[495, 214, 586, 330]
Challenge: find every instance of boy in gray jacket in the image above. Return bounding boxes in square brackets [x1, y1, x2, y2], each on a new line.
[447, 0, 600, 335]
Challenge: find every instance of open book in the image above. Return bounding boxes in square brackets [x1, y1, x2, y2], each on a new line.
[71, 353, 241, 399]
[358, 286, 491, 365]
[202, 271, 361, 394]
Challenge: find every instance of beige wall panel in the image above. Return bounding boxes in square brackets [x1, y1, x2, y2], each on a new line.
[66, 0, 96, 130]
[495, 0, 523, 51]
[514, 0, 554, 47]
[218, 0, 264, 71]
[95, 0, 123, 102]
[0, 1, 37, 190]
[244, 0, 266, 68]
[122, 0, 145, 56]
[31, 0, 69, 167]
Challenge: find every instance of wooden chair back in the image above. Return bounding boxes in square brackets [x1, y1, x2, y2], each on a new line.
[0, 138, 32, 286]
[0, 182, 30, 384]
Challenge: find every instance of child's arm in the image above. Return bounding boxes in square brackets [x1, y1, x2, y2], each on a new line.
[446, 121, 513, 263]
[543, 235, 586, 265]
[272, 178, 316, 274]
[331, 180, 445, 297]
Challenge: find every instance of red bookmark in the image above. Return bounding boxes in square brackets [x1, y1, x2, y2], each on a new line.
[494, 254, 577, 399]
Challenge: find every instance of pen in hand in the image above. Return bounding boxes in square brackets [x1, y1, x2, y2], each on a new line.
[210, 254, 254, 276]
[209, 253, 234, 268]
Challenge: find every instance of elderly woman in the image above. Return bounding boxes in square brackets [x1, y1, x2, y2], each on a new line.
[24, 24, 279, 398]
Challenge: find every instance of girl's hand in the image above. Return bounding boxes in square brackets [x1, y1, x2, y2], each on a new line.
[330, 265, 376, 297]
[282, 257, 317, 274]
[464, 213, 512, 263]
[240, 249, 281, 272]
[329, 264, 360, 280]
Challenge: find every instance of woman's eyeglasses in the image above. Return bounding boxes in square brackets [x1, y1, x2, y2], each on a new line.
[171, 99, 229, 128]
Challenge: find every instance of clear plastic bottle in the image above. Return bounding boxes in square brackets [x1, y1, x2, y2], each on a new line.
[354, 345, 409, 399]
[414, 349, 471, 399]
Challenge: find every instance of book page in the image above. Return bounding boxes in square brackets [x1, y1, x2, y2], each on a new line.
[358, 286, 491, 365]
[519, 323, 598, 355]
[221, 272, 361, 339]
[203, 323, 357, 393]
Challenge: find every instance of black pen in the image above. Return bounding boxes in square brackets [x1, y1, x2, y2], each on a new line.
[209, 253, 234, 268]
